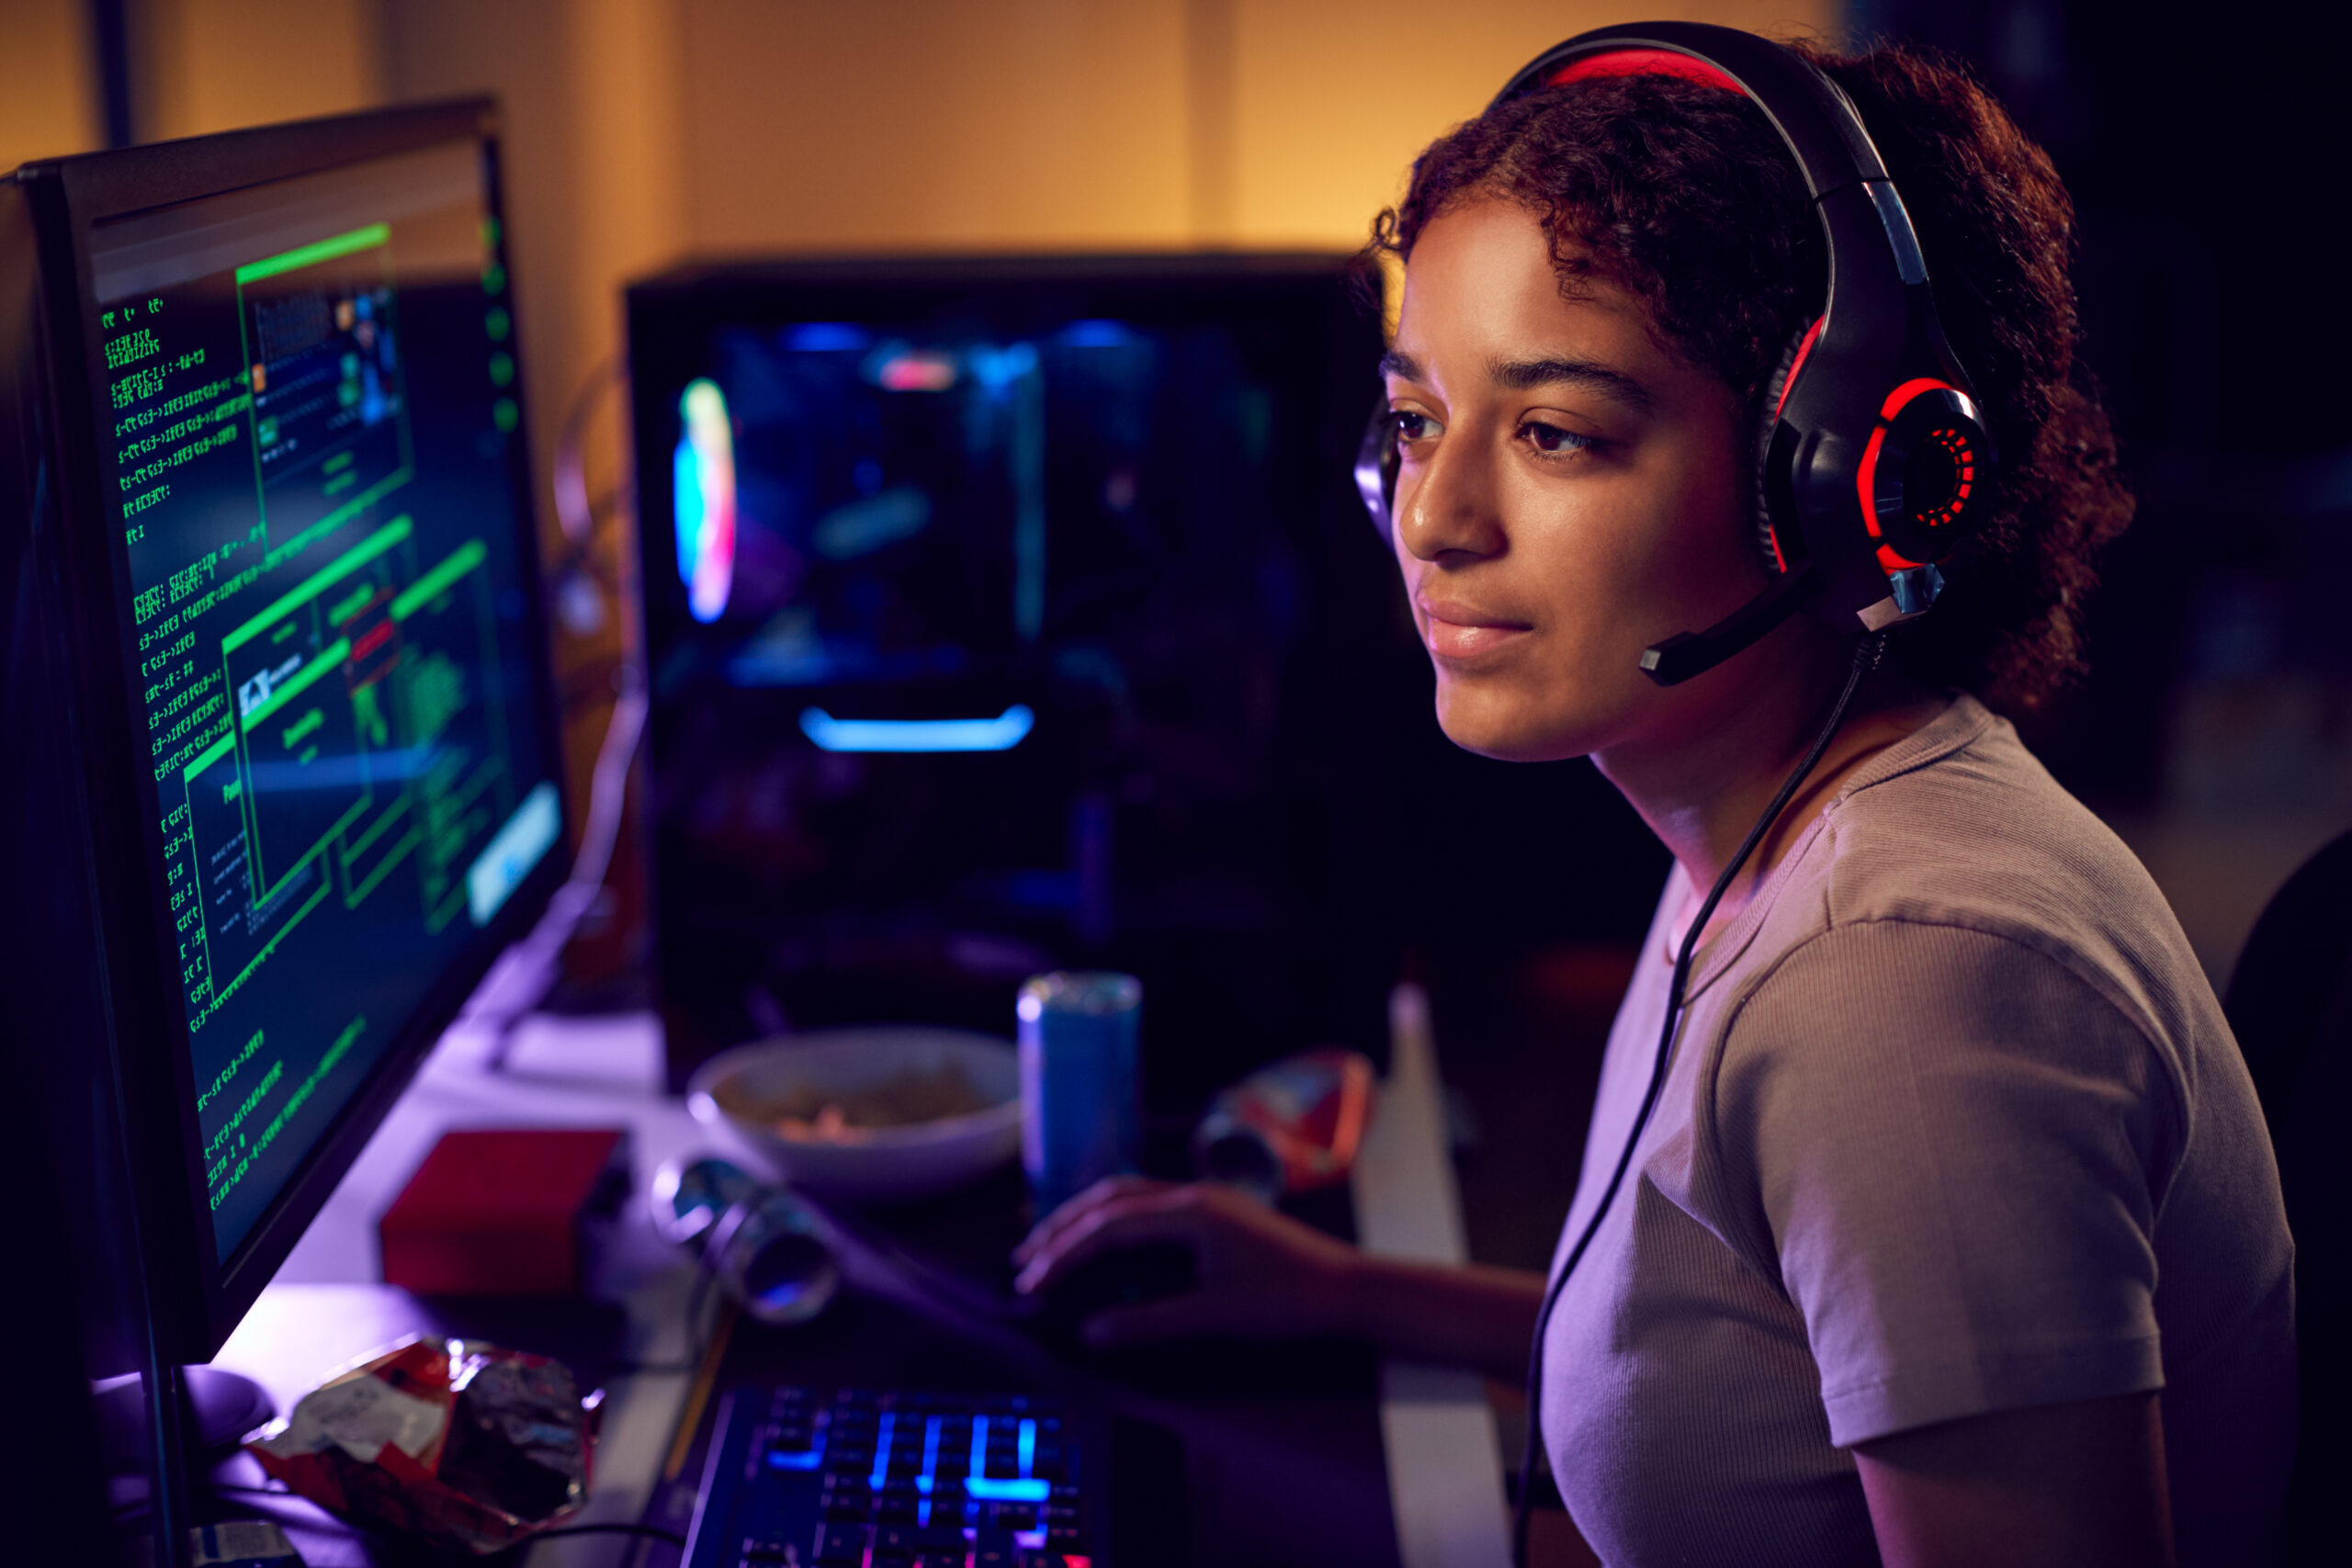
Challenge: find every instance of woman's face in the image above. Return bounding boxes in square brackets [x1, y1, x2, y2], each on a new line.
[1385, 197, 1771, 763]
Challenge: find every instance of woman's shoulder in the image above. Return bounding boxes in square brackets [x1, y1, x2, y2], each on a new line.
[1753, 695, 2218, 1055]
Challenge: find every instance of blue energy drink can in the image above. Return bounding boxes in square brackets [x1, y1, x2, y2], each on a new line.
[1018, 971, 1142, 1210]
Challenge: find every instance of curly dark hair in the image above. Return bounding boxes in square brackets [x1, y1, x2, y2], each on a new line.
[1366, 41, 2132, 710]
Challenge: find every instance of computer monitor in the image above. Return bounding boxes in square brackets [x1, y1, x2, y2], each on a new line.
[3, 101, 569, 1374]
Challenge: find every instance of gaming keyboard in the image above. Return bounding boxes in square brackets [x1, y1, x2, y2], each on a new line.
[683, 1385, 1103, 1567]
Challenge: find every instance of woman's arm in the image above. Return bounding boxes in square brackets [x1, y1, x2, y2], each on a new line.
[1342, 1252, 1544, 1382]
[1013, 1177, 1544, 1379]
[1854, 1392, 2175, 1568]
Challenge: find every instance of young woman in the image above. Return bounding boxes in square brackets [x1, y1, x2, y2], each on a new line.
[1012, 31, 2294, 1567]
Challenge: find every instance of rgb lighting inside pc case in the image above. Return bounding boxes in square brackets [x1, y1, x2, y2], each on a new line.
[675, 376, 738, 623]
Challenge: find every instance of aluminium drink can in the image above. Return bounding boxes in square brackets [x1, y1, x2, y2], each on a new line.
[1017, 970, 1142, 1211]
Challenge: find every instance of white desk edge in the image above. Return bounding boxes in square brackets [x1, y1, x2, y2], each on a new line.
[1350, 982, 1514, 1568]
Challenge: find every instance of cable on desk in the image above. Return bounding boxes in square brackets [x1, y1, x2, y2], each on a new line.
[475, 359, 648, 1071]
[662, 1299, 741, 1485]
[474, 679, 648, 1070]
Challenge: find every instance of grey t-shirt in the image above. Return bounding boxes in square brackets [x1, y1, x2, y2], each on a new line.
[1540, 695, 2295, 1567]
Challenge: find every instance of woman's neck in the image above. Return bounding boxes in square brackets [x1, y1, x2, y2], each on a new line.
[1597, 646, 1951, 951]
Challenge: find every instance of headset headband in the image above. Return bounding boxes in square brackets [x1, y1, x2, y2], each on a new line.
[1358, 21, 1996, 685]
[1505, 30, 1892, 195]
[1496, 25, 1928, 350]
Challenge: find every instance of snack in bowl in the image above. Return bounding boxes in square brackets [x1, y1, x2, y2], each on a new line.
[748, 1058, 998, 1144]
[686, 1027, 1022, 1201]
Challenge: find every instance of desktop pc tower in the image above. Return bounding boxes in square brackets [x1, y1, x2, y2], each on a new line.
[626, 256, 1416, 1114]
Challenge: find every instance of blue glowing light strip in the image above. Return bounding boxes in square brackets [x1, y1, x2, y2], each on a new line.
[870, 1410, 896, 1492]
[798, 704, 1035, 754]
[918, 1416, 942, 1525]
[1018, 1417, 1035, 1479]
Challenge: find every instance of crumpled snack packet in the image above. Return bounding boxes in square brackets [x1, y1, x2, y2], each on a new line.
[244, 1336, 602, 1555]
[1193, 1047, 1375, 1200]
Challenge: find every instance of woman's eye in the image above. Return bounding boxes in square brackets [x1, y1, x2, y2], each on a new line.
[1391, 409, 1442, 445]
[1519, 419, 1595, 457]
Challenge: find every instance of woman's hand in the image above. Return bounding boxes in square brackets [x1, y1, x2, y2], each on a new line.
[1011, 1177, 1363, 1347]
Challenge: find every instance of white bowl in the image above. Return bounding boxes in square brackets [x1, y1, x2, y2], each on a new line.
[685, 1027, 1022, 1203]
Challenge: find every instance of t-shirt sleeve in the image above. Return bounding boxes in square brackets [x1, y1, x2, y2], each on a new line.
[1708, 919, 2182, 1448]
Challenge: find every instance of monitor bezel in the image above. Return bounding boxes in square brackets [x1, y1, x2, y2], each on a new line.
[28, 99, 572, 1359]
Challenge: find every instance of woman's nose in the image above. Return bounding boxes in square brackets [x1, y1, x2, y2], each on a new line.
[1396, 426, 1505, 564]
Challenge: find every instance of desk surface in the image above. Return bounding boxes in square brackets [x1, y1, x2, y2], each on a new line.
[210, 999, 1510, 1568]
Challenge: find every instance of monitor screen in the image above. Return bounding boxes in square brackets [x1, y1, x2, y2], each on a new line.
[82, 133, 561, 1264]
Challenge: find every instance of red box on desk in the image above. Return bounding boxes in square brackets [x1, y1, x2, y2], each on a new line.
[379, 1127, 631, 1295]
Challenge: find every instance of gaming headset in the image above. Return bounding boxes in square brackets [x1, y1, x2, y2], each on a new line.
[1354, 20, 1996, 686]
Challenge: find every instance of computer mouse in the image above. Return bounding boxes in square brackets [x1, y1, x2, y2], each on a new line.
[1025, 1238, 1199, 1347]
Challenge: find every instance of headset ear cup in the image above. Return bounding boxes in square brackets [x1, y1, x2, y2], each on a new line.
[1752, 324, 1812, 575]
[1355, 395, 1399, 543]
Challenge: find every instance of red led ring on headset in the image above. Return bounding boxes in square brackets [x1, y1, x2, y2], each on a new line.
[1855, 379, 1988, 571]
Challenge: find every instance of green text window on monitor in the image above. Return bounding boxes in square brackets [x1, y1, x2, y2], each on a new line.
[87, 134, 561, 1259]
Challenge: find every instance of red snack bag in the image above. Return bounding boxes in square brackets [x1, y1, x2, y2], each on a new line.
[245, 1336, 602, 1554]
[1193, 1047, 1375, 1201]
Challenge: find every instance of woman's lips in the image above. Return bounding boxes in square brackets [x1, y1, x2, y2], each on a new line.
[1419, 604, 1533, 660]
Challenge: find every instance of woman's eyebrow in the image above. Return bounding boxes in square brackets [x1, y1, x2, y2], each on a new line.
[1378, 348, 1427, 382]
[1487, 355, 1654, 412]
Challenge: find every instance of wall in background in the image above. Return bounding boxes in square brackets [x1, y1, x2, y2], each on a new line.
[669, 0, 1834, 251]
[0, 0, 101, 171]
[1223, 0, 1826, 243]
[675, 0, 1194, 254]
[125, 0, 382, 144]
